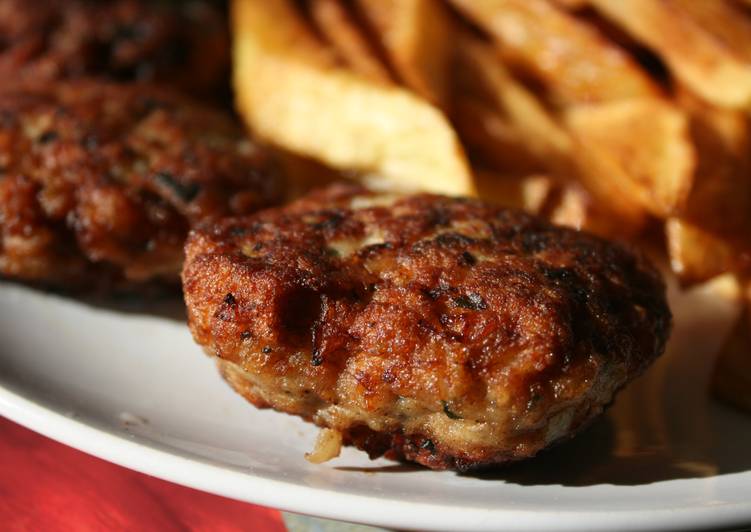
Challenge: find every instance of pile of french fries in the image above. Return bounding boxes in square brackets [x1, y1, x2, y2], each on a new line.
[231, 0, 751, 411]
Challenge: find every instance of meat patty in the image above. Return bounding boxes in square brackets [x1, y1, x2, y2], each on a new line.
[0, 80, 281, 290]
[183, 184, 671, 471]
[0, 0, 229, 98]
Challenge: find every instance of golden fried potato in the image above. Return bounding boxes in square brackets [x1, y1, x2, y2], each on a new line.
[308, 0, 393, 84]
[676, 88, 751, 241]
[233, 0, 336, 66]
[449, 0, 659, 105]
[662, 88, 751, 285]
[356, 0, 455, 107]
[591, 0, 751, 108]
[456, 37, 573, 175]
[452, 35, 648, 236]
[548, 0, 589, 9]
[712, 292, 751, 413]
[454, 99, 549, 174]
[474, 170, 555, 214]
[666, 219, 749, 286]
[564, 98, 695, 219]
[547, 182, 630, 238]
[273, 149, 343, 201]
[232, 0, 474, 196]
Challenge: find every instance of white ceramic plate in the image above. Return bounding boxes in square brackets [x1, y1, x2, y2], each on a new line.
[1, 276, 750, 532]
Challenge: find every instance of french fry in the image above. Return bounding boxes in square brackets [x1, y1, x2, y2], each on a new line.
[712, 289, 751, 413]
[666, 218, 749, 286]
[456, 37, 573, 175]
[677, 87, 750, 156]
[454, 99, 550, 174]
[548, 183, 591, 232]
[474, 170, 555, 214]
[308, 0, 393, 84]
[564, 98, 695, 219]
[232, 0, 474, 196]
[548, 0, 589, 10]
[477, 169, 635, 240]
[591, 0, 751, 109]
[659, 88, 751, 284]
[449, 0, 659, 105]
[232, 0, 336, 66]
[547, 182, 628, 238]
[274, 149, 344, 201]
[356, 0, 454, 107]
[452, 35, 648, 235]
[676, 87, 751, 241]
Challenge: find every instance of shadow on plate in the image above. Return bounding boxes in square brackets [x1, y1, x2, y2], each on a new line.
[466, 399, 751, 487]
[77, 292, 186, 322]
[0, 281, 186, 322]
[335, 464, 424, 474]
[330, 405, 751, 486]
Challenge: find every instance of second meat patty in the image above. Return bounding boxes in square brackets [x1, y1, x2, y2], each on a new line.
[0, 79, 282, 290]
[0, 0, 230, 99]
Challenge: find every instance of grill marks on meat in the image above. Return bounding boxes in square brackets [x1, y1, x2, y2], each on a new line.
[0, 80, 282, 290]
[183, 184, 671, 470]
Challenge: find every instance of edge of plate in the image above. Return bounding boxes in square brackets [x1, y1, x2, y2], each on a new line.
[1, 384, 750, 532]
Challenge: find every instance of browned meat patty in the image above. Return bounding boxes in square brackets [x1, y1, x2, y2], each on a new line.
[183, 184, 671, 471]
[0, 80, 281, 290]
[0, 0, 229, 98]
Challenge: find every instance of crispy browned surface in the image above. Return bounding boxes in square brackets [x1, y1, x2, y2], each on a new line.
[183, 184, 670, 470]
[0, 0, 229, 98]
[0, 80, 281, 290]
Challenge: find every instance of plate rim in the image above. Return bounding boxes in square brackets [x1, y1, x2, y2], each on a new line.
[2, 383, 751, 532]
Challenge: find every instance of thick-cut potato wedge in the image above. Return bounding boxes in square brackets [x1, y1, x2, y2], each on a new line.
[666, 90, 751, 284]
[456, 38, 573, 175]
[454, 99, 551, 174]
[274, 149, 344, 201]
[677, 87, 750, 157]
[474, 170, 555, 214]
[233, 0, 337, 66]
[356, 0, 454, 107]
[591, 0, 751, 109]
[548, 0, 589, 10]
[677, 88, 751, 240]
[477, 169, 634, 240]
[565, 99, 695, 219]
[308, 0, 392, 84]
[547, 182, 627, 238]
[666, 218, 750, 286]
[453, 35, 646, 235]
[712, 293, 751, 413]
[449, 0, 659, 105]
[232, 0, 474, 196]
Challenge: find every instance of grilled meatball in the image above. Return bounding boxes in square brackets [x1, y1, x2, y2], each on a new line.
[183, 184, 671, 471]
[0, 80, 281, 290]
[0, 0, 229, 98]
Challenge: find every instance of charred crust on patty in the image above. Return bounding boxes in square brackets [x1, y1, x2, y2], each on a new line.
[183, 183, 671, 470]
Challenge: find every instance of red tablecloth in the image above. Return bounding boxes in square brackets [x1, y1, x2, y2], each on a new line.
[0, 417, 286, 531]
